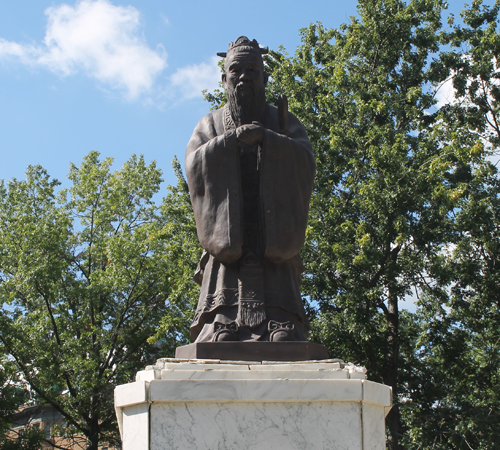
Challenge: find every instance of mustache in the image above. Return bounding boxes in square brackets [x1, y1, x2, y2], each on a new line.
[235, 81, 254, 90]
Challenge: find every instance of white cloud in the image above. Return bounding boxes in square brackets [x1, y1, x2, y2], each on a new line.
[0, 39, 36, 60]
[170, 56, 221, 101]
[0, 1, 224, 104]
[0, 0, 167, 100]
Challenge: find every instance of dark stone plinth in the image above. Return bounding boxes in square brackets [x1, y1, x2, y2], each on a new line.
[175, 341, 329, 362]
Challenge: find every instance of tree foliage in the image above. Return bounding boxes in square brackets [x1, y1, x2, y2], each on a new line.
[0, 152, 199, 449]
[403, 161, 500, 449]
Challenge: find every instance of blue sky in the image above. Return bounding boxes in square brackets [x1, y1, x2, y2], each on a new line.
[1, 0, 486, 189]
[0, 0, 365, 188]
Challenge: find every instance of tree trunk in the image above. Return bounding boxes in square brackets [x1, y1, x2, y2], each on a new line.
[384, 283, 402, 450]
[86, 417, 100, 450]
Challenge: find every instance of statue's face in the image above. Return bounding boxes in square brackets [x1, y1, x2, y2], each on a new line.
[222, 50, 268, 96]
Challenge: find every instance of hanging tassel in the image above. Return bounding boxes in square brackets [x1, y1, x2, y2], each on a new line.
[238, 300, 266, 328]
[238, 256, 266, 328]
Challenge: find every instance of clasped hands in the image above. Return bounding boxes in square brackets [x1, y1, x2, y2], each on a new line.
[236, 122, 264, 146]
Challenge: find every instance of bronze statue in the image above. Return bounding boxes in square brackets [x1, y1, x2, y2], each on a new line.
[185, 37, 315, 343]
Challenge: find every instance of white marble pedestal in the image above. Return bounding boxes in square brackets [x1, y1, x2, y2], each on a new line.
[115, 358, 392, 450]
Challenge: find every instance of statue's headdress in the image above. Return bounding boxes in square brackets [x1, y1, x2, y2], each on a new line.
[217, 36, 268, 58]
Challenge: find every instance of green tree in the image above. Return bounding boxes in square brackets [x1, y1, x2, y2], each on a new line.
[402, 161, 500, 450]
[400, 2, 500, 448]
[153, 158, 199, 345]
[0, 152, 198, 450]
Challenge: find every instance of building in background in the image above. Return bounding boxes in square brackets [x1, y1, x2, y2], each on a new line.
[9, 404, 116, 450]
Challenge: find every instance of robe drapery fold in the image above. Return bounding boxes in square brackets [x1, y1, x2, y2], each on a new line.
[185, 103, 315, 341]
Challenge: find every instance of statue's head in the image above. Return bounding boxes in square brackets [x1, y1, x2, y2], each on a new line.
[218, 37, 269, 125]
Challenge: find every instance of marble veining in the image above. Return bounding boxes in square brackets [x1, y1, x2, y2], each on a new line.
[151, 402, 363, 450]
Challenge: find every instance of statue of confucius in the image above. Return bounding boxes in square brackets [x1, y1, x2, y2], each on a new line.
[185, 36, 315, 343]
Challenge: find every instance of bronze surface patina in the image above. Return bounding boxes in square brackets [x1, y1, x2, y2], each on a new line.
[179, 37, 327, 360]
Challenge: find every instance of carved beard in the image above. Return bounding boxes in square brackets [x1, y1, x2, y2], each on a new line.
[227, 83, 266, 127]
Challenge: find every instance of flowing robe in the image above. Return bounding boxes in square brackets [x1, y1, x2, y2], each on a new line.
[185, 103, 315, 341]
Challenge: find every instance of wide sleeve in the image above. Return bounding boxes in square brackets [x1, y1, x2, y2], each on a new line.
[185, 113, 243, 263]
[260, 113, 316, 263]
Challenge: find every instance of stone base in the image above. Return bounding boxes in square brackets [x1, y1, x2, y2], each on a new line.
[115, 359, 392, 450]
[175, 341, 329, 361]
